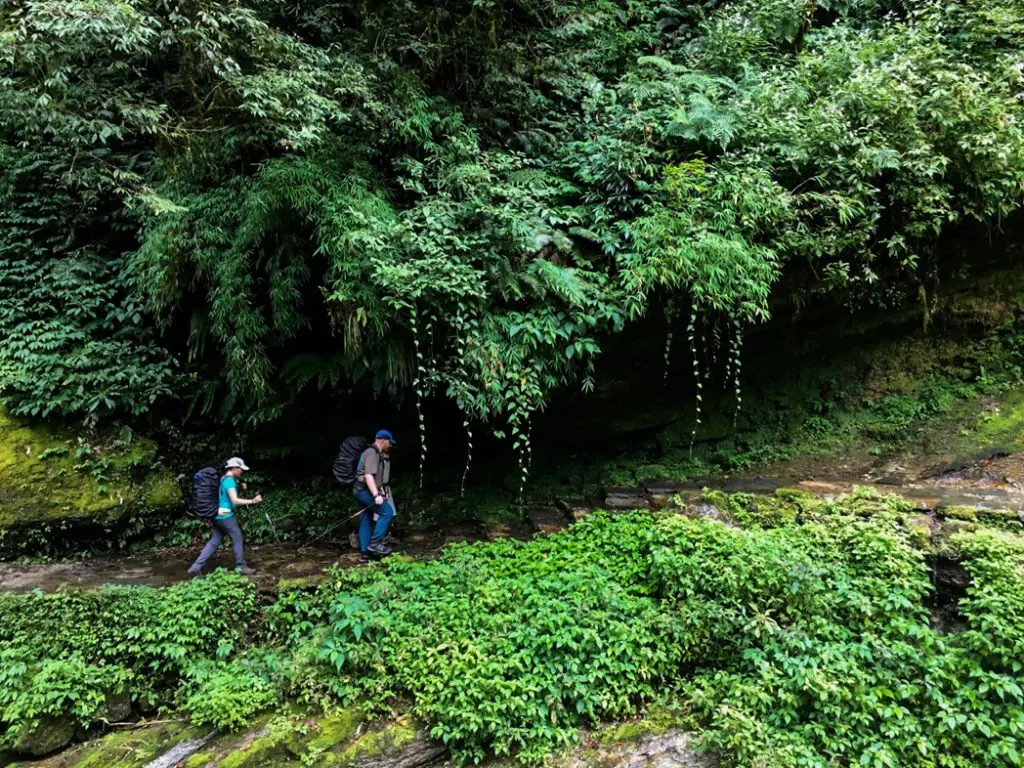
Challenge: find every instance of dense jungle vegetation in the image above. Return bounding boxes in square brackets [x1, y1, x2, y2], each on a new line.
[4, 0, 1024, 766]
[3, 0, 1024, 465]
[4, 496, 1024, 767]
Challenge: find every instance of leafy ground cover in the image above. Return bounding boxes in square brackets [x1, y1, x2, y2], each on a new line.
[3, 493, 1023, 767]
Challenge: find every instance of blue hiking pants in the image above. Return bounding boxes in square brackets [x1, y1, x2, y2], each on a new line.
[354, 490, 395, 552]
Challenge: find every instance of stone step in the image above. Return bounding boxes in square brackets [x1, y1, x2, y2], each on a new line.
[644, 480, 686, 509]
[525, 507, 570, 534]
[557, 498, 595, 521]
[603, 487, 651, 510]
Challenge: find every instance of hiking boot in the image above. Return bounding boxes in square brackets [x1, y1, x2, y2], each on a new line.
[187, 565, 203, 578]
[357, 552, 370, 565]
[236, 565, 256, 576]
[367, 542, 392, 557]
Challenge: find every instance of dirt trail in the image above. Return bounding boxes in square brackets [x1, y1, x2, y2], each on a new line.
[0, 522, 534, 593]
[3, 449, 1022, 594]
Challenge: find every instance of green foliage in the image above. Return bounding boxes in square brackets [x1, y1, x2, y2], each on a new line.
[254, 499, 1024, 766]
[0, 572, 255, 679]
[0, 572, 258, 741]
[0, 651, 131, 748]
[2, 0, 1022, 459]
[266, 513, 671, 763]
[666, 513, 1024, 768]
[7, 496, 1024, 765]
[183, 660, 277, 731]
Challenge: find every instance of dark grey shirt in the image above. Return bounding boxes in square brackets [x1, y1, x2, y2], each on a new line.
[354, 447, 391, 495]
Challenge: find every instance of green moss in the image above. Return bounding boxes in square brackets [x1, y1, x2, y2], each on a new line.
[67, 723, 196, 768]
[941, 520, 979, 536]
[186, 753, 215, 768]
[219, 732, 295, 768]
[140, 472, 181, 510]
[323, 719, 419, 766]
[307, 709, 363, 752]
[940, 506, 979, 521]
[700, 489, 730, 513]
[956, 390, 1024, 454]
[597, 718, 669, 745]
[594, 703, 690, 746]
[277, 575, 326, 591]
[719, 493, 799, 529]
[907, 524, 933, 550]
[0, 407, 179, 535]
[973, 509, 1024, 532]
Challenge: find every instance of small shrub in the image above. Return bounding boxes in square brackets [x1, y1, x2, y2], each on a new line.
[182, 660, 277, 730]
[0, 650, 131, 748]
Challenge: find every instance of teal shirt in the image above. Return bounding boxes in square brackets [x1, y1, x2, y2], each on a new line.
[217, 476, 236, 520]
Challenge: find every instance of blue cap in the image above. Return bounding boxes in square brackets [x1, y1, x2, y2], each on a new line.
[376, 429, 396, 444]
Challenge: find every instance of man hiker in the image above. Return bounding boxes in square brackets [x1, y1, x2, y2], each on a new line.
[188, 457, 261, 576]
[354, 430, 397, 563]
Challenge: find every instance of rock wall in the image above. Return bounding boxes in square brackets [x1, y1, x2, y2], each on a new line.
[0, 407, 180, 554]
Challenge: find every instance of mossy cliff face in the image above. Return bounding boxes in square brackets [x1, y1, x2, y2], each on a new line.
[0, 407, 180, 546]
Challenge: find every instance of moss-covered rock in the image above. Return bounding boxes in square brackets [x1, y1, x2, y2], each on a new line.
[939, 505, 979, 521]
[322, 719, 423, 767]
[305, 709, 364, 754]
[217, 736, 285, 768]
[0, 407, 179, 546]
[13, 714, 75, 757]
[70, 723, 197, 768]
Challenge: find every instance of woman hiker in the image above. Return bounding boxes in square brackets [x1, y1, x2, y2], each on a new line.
[188, 457, 262, 576]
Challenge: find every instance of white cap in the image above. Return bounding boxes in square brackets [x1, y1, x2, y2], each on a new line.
[225, 457, 250, 471]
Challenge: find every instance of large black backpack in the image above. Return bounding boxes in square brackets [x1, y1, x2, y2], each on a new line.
[332, 436, 369, 486]
[190, 467, 221, 518]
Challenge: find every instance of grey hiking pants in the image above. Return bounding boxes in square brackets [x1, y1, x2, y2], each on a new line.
[192, 516, 247, 569]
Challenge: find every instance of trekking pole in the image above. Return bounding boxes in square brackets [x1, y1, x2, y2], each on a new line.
[301, 506, 369, 547]
[263, 511, 281, 543]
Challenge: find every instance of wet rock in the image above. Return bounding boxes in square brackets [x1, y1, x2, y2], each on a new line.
[603, 488, 651, 511]
[486, 522, 514, 540]
[721, 477, 782, 494]
[791, 481, 850, 497]
[526, 507, 569, 535]
[104, 687, 132, 724]
[906, 514, 937, 549]
[940, 519, 978, 536]
[328, 720, 444, 768]
[143, 729, 218, 768]
[443, 523, 485, 545]
[928, 553, 973, 636]
[644, 480, 684, 510]
[567, 730, 716, 768]
[929, 448, 1014, 478]
[14, 714, 75, 757]
[685, 503, 722, 521]
[557, 498, 594, 522]
[0, 407, 180, 555]
[937, 504, 980, 521]
[875, 473, 906, 486]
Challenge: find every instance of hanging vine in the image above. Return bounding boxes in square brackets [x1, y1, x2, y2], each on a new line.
[731, 317, 744, 425]
[663, 299, 677, 383]
[702, 314, 712, 382]
[408, 305, 427, 489]
[688, 308, 702, 456]
[710, 317, 722, 370]
[448, 308, 481, 499]
[512, 411, 534, 506]
[461, 418, 474, 498]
